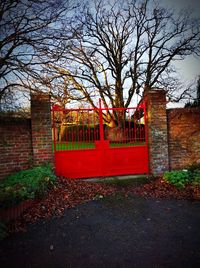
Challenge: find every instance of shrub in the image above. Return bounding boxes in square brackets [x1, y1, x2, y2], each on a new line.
[0, 222, 7, 240]
[187, 163, 200, 181]
[163, 170, 189, 188]
[191, 170, 200, 186]
[164, 164, 200, 188]
[0, 165, 56, 208]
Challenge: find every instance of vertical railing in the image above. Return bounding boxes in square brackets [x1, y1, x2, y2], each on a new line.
[52, 108, 56, 152]
[143, 101, 148, 146]
[52, 101, 148, 151]
[99, 99, 104, 142]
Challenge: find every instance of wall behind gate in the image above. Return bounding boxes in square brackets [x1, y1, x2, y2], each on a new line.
[167, 107, 200, 170]
[0, 117, 33, 180]
[145, 90, 200, 175]
[1, 91, 200, 179]
[0, 93, 53, 180]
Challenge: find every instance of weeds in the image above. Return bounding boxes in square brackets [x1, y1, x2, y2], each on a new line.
[164, 163, 200, 188]
[0, 165, 56, 208]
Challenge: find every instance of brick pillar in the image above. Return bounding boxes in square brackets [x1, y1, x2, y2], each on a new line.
[144, 89, 169, 176]
[31, 93, 54, 166]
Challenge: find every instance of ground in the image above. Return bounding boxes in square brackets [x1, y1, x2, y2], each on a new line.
[1, 195, 200, 267]
[4, 176, 200, 234]
[0, 177, 200, 267]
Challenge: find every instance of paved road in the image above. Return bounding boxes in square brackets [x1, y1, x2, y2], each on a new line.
[1, 195, 200, 268]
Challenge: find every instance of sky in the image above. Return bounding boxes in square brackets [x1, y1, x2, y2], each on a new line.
[159, 0, 200, 82]
[9, 0, 200, 109]
[158, 0, 200, 107]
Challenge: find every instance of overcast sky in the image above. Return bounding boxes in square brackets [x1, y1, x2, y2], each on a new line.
[159, 0, 200, 82]
[161, 0, 200, 14]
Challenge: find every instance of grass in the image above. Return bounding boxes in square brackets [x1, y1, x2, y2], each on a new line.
[53, 141, 146, 151]
[55, 142, 95, 150]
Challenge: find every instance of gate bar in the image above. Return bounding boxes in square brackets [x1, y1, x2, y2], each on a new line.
[99, 98, 104, 141]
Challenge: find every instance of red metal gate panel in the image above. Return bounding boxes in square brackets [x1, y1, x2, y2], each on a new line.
[52, 101, 149, 179]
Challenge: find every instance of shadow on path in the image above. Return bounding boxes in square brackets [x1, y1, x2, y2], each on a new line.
[1, 195, 200, 268]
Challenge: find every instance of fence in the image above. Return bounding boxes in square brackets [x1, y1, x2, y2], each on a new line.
[1, 91, 199, 180]
[52, 101, 149, 178]
[52, 100, 147, 151]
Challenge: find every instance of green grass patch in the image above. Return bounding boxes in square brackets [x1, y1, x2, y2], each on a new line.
[53, 141, 146, 151]
[110, 141, 146, 148]
[54, 142, 95, 150]
[0, 165, 56, 209]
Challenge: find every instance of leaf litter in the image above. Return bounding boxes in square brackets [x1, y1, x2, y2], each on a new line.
[6, 177, 200, 235]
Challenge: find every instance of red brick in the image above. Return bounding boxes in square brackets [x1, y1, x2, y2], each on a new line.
[167, 107, 200, 169]
[144, 90, 169, 175]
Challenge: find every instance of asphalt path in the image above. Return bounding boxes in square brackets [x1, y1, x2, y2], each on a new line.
[1, 195, 200, 268]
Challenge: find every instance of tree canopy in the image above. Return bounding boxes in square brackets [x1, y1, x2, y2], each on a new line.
[0, 0, 74, 110]
[41, 0, 200, 109]
[1, 0, 200, 110]
[185, 75, 200, 107]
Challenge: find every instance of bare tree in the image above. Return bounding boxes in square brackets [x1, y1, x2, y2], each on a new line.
[197, 76, 200, 106]
[0, 0, 75, 110]
[43, 0, 199, 118]
[184, 75, 200, 107]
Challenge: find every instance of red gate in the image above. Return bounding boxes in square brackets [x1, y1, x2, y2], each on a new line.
[52, 101, 149, 179]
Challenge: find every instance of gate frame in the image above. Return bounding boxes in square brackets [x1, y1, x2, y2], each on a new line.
[52, 100, 149, 179]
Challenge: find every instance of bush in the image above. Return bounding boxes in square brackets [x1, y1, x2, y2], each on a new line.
[164, 164, 200, 188]
[187, 163, 200, 181]
[163, 170, 189, 188]
[0, 165, 56, 208]
[192, 173, 200, 186]
[0, 222, 7, 240]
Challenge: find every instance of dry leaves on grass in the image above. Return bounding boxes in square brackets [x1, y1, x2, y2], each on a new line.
[123, 178, 199, 200]
[7, 178, 116, 233]
[7, 177, 200, 234]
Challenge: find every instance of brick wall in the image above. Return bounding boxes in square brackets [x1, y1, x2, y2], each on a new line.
[0, 117, 32, 180]
[31, 94, 54, 166]
[0, 93, 53, 180]
[1, 90, 199, 179]
[145, 90, 200, 175]
[144, 90, 169, 175]
[167, 107, 200, 170]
